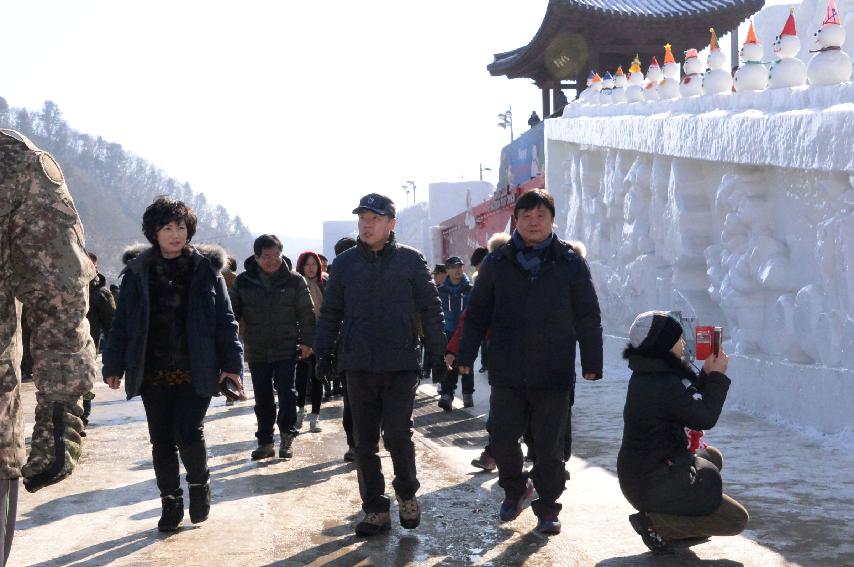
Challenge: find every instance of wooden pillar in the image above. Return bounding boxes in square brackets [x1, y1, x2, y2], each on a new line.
[542, 88, 551, 118]
[552, 88, 562, 116]
[731, 26, 739, 72]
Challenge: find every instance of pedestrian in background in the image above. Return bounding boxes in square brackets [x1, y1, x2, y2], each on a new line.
[469, 246, 489, 374]
[83, 251, 115, 426]
[437, 256, 473, 410]
[229, 234, 315, 461]
[332, 236, 358, 461]
[457, 189, 603, 535]
[103, 196, 243, 532]
[315, 193, 447, 537]
[295, 251, 326, 432]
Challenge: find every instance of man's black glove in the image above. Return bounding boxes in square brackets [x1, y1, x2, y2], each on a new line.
[315, 355, 334, 388]
[22, 397, 85, 493]
[431, 355, 448, 384]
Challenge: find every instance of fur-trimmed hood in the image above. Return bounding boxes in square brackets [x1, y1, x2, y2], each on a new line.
[121, 243, 228, 273]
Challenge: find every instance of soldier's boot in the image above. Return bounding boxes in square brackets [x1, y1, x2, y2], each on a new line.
[158, 492, 184, 532]
[251, 443, 275, 461]
[279, 433, 295, 459]
[188, 482, 211, 524]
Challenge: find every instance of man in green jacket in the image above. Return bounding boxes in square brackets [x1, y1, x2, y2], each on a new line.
[230, 234, 315, 460]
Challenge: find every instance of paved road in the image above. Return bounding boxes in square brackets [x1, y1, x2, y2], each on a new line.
[8, 360, 851, 566]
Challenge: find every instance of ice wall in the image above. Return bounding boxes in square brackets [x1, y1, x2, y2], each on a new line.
[547, 84, 854, 434]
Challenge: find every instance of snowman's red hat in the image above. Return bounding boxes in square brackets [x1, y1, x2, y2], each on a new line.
[649, 56, 660, 68]
[781, 8, 797, 36]
[685, 48, 699, 59]
[824, 0, 841, 25]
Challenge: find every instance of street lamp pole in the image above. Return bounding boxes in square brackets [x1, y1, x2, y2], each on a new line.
[406, 180, 416, 204]
[497, 107, 514, 143]
[479, 163, 492, 181]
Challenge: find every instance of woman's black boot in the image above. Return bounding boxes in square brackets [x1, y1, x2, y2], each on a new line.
[158, 491, 184, 532]
[188, 482, 211, 524]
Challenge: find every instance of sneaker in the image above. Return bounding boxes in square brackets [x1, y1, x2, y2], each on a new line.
[396, 495, 421, 529]
[225, 397, 235, 406]
[344, 447, 356, 462]
[308, 413, 322, 433]
[251, 443, 275, 461]
[629, 512, 673, 555]
[536, 513, 562, 535]
[188, 482, 211, 524]
[471, 449, 497, 472]
[499, 479, 535, 522]
[158, 493, 184, 532]
[438, 393, 453, 412]
[463, 393, 474, 408]
[295, 407, 305, 430]
[354, 510, 391, 536]
[279, 433, 295, 459]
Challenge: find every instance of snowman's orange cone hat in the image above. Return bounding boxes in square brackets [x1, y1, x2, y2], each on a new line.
[745, 20, 759, 44]
[664, 43, 676, 64]
[709, 27, 720, 50]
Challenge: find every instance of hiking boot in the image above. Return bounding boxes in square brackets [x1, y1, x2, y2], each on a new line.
[308, 413, 322, 433]
[499, 479, 535, 522]
[158, 493, 184, 532]
[225, 397, 235, 406]
[343, 447, 356, 462]
[629, 512, 673, 555]
[463, 393, 474, 408]
[295, 407, 305, 430]
[536, 513, 562, 535]
[396, 495, 421, 529]
[471, 449, 497, 472]
[438, 393, 453, 412]
[188, 482, 211, 524]
[279, 433, 295, 459]
[354, 510, 391, 536]
[251, 443, 275, 460]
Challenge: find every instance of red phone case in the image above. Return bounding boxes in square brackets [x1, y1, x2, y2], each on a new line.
[695, 326, 714, 360]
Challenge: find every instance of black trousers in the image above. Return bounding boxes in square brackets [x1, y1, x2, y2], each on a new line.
[249, 359, 297, 443]
[347, 371, 420, 512]
[524, 404, 573, 462]
[140, 383, 212, 497]
[441, 364, 474, 395]
[295, 355, 323, 414]
[340, 372, 355, 448]
[490, 386, 571, 517]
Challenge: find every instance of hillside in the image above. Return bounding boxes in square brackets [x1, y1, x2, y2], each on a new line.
[0, 97, 255, 282]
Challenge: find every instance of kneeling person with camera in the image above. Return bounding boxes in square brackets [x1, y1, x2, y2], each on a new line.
[617, 311, 748, 554]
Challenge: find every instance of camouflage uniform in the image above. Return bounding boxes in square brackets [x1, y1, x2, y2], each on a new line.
[0, 129, 96, 491]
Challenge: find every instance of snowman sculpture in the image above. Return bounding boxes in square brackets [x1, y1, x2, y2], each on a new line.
[680, 48, 704, 97]
[769, 8, 807, 88]
[807, 0, 852, 85]
[735, 20, 769, 91]
[579, 70, 596, 102]
[703, 28, 734, 94]
[583, 72, 604, 104]
[659, 44, 682, 99]
[599, 71, 615, 104]
[612, 66, 628, 103]
[644, 56, 663, 100]
[626, 56, 646, 102]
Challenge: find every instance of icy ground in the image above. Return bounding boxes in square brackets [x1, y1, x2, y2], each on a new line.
[9, 353, 854, 566]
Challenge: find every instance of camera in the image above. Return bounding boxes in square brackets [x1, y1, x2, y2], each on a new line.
[695, 326, 723, 360]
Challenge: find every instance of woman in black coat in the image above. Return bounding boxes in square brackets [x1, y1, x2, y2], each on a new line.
[103, 197, 243, 532]
[617, 311, 748, 554]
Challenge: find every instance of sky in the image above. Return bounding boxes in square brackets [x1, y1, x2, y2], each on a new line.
[3, 1, 551, 240]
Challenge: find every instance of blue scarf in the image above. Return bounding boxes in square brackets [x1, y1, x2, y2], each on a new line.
[512, 230, 554, 277]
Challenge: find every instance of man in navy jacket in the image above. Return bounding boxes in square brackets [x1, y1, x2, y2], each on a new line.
[457, 189, 603, 535]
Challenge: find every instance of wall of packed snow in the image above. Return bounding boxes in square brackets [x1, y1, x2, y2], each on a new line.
[546, 83, 854, 434]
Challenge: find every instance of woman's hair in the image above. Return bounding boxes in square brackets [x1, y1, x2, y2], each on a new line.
[142, 196, 198, 245]
[296, 251, 323, 282]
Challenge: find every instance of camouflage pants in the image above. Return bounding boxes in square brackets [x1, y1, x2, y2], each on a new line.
[0, 478, 17, 567]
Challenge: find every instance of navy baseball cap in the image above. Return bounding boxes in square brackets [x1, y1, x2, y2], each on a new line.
[353, 193, 396, 217]
[445, 256, 464, 267]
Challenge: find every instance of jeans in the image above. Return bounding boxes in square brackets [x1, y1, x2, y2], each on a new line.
[489, 386, 571, 517]
[347, 371, 420, 512]
[140, 383, 212, 497]
[295, 355, 323, 414]
[249, 359, 297, 443]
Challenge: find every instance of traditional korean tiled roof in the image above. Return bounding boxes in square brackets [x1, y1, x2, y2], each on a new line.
[489, 0, 764, 83]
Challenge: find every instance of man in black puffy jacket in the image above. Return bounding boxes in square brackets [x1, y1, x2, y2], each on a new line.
[457, 189, 603, 536]
[230, 234, 315, 461]
[315, 193, 446, 537]
[618, 311, 748, 554]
